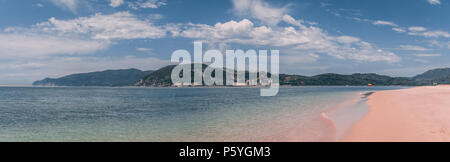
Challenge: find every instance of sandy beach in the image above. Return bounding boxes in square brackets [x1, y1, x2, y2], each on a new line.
[343, 86, 450, 142]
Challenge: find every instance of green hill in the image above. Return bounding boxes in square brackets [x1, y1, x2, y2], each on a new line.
[280, 73, 416, 86]
[413, 68, 450, 84]
[136, 64, 417, 86]
[33, 69, 153, 87]
[134, 64, 261, 86]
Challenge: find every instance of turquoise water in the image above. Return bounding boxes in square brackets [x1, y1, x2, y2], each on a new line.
[0, 86, 406, 141]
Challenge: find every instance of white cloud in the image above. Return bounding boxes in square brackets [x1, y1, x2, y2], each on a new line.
[392, 27, 406, 33]
[35, 12, 166, 40]
[414, 58, 429, 63]
[352, 17, 370, 22]
[35, 3, 44, 7]
[129, 0, 167, 9]
[414, 53, 441, 57]
[419, 30, 450, 38]
[136, 47, 152, 52]
[351, 17, 450, 40]
[409, 30, 450, 38]
[172, 17, 401, 63]
[0, 33, 108, 58]
[281, 53, 320, 64]
[232, 0, 288, 25]
[147, 14, 164, 20]
[405, 26, 450, 38]
[336, 36, 360, 44]
[426, 40, 450, 49]
[398, 45, 430, 51]
[373, 20, 397, 27]
[427, 0, 441, 5]
[0, 12, 166, 58]
[10, 62, 46, 69]
[109, 0, 124, 7]
[50, 0, 78, 13]
[294, 37, 401, 63]
[408, 26, 427, 32]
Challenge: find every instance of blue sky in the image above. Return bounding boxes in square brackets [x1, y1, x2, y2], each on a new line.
[0, 0, 449, 84]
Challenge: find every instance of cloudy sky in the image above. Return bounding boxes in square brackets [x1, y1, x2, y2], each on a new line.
[0, 0, 449, 84]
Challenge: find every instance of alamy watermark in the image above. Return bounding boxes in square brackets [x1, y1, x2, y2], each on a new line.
[171, 42, 279, 96]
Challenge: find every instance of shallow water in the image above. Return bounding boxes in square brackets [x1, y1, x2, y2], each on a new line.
[0, 86, 406, 141]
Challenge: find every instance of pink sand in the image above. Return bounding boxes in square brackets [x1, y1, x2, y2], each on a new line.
[342, 86, 450, 142]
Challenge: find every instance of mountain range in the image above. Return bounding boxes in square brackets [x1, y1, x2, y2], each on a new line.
[413, 68, 450, 84]
[33, 69, 153, 86]
[33, 65, 450, 87]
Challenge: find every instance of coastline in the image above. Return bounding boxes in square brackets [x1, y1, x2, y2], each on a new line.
[342, 85, 450, 142]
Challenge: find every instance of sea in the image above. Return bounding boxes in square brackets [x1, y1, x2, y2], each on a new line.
[0, 86, 406, 142]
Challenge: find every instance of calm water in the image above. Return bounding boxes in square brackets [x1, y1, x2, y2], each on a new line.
[0, 86, 406, 142]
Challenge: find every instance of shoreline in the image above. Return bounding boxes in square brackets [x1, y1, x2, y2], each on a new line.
[342, 85, 450, 142]
[320, 91, 375, 141]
